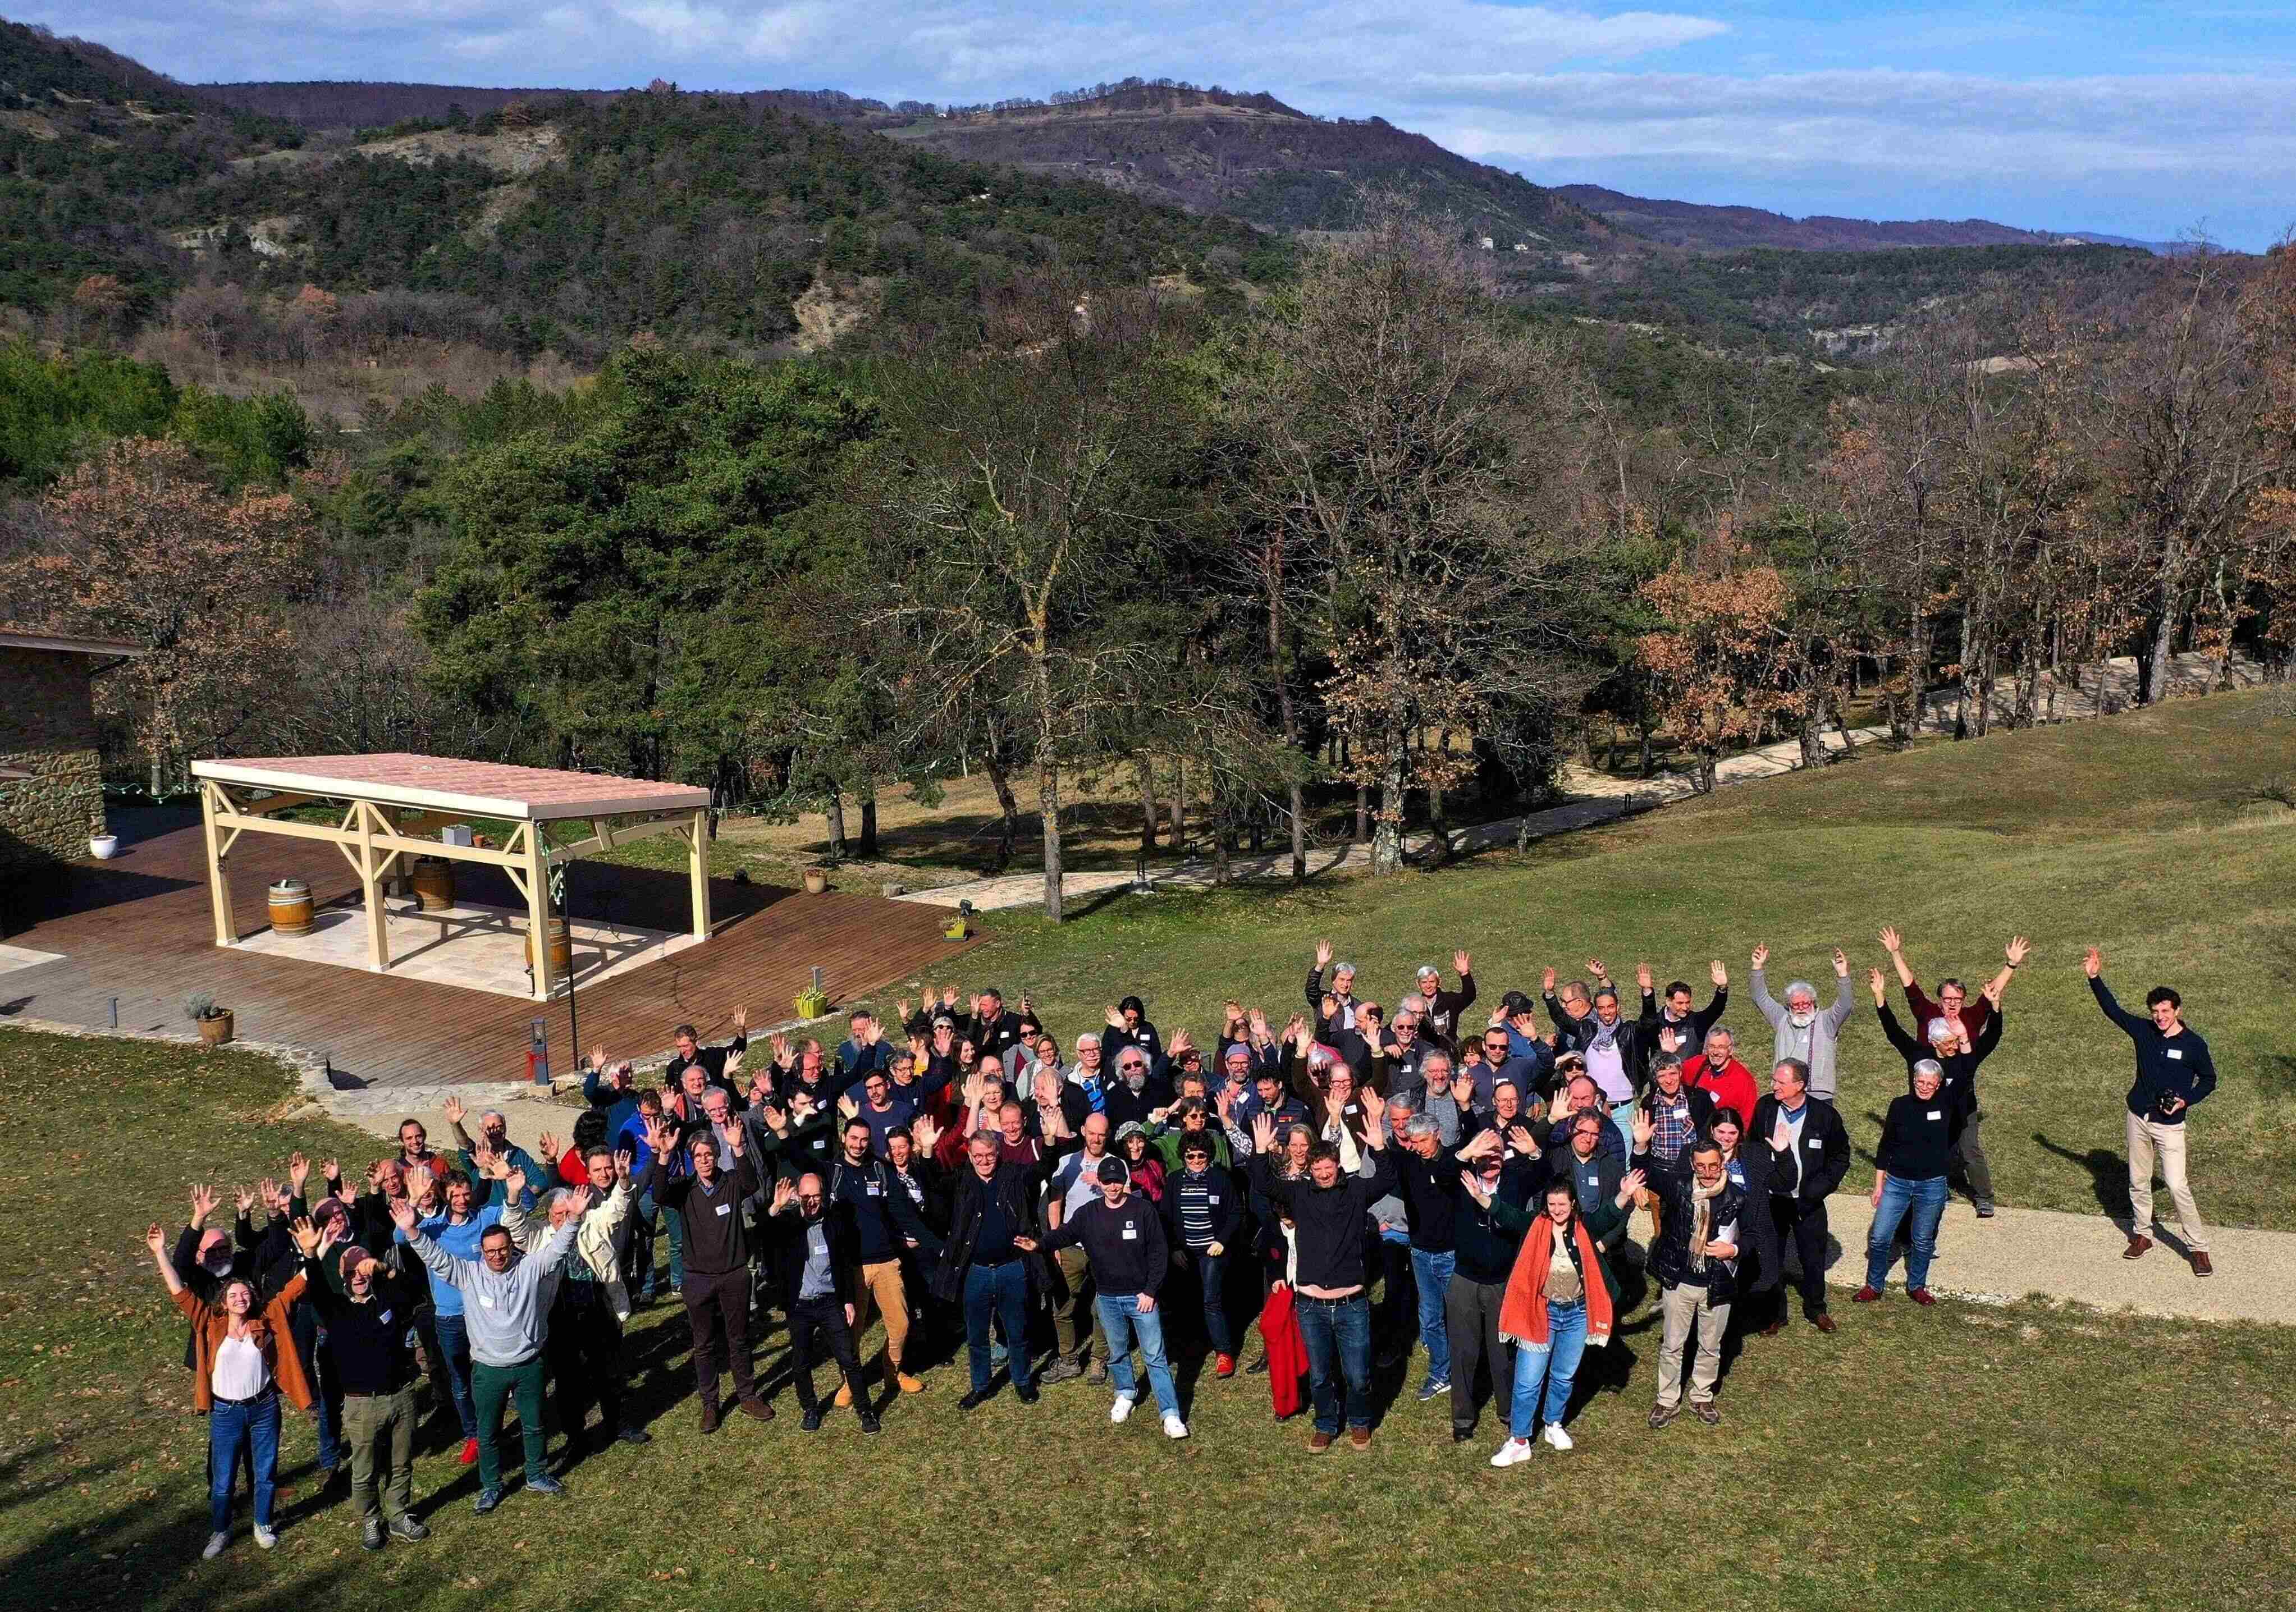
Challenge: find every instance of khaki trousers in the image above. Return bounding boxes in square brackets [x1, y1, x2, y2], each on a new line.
[340, 1386, 415, 1523]
[2128, 1112, 2209, 1252]
[1052, 1244, 1103, 1363]
[1654, 1283, 1729, 1409]
[853, 1259, 912, 1368]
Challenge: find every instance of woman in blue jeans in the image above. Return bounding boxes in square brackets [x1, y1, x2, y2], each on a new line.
[1856, 1058, 1963, 1303]
[1492, 1173, 1633, 1466]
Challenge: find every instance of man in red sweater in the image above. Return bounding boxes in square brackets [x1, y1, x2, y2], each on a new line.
[1879, 928, 2027, 1040]
[1685, 1026, 1758, 1132]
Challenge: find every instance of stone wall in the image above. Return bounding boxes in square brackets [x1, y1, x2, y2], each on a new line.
[0, 646, 106, 867]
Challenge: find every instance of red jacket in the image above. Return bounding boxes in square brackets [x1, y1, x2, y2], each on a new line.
[1686, 1056, 1758, 1133]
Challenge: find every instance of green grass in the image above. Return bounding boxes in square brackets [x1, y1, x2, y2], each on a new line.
[930, 688, 2296, 1231]
[3, 1024, 2294, 1611]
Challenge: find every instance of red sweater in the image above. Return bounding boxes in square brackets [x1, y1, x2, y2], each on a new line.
[1906, 983, 1992, 1040]
[1686, 1057, 1758, 1133]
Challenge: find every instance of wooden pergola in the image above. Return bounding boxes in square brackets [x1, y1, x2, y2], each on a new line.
[189, 753, 713, 1000]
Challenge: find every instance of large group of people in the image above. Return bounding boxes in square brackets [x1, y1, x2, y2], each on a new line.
[150, 932, 2220, 1557]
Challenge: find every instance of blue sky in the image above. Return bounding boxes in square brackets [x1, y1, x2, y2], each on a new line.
[34, 2, 2296, 247]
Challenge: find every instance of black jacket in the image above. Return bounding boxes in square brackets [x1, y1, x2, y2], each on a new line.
[1642, 986, 1728, 1066]
[1251, 1149, 1396, 1292]
[646, 1152, 760, 1274]
[931, 1160, 1048, 1301]
[1545, 993, 1658, 1099]
[666, 1031, 747, 1090]
[1552, 1144, 1630, 1252]
[1043, 1194, 1168, 1296]
[766, 1203, 858, 1307]
[1878, 1002, 2000, 1131]
[1160, 1164, 1244, 1253]
[1641, 1152, 1750, 1304]
[826, 1154, 939, 1262]
[965, 1009, 1028, 1064]
[1419, 972, 1478, 1047]
[1749, 1094, 1851, 1206]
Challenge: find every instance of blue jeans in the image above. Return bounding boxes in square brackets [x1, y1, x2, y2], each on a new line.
[1866, 1173, 1949, 1291]
[1096, 1293, 1180, 1418]
[431, 1311, 478, 1439]
[964, 1261, 1034, 1393]
[1509, 1298, 1588, 1438]
[208, 1391, 281, 1532]
[1410, 1248, 1456, 1384]
[1295, 1293, 1372, 1435]
[1195, 1251, 1233, 1356]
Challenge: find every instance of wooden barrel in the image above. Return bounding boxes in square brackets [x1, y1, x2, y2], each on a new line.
[529, 917, 572, 975]
[267, 878, 314, 936]
[410, 857, 455, 912]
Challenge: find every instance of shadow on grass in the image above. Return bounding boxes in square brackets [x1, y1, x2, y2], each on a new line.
[2032, 1131, 2133, 1221]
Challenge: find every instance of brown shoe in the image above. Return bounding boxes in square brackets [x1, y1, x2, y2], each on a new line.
[1812, 1314, 1838, 1335]
[697, 1402, 722, 1435]
[896, 1372, 925, 1394]
[738, 1396, 775, 1422]
[1691, 1401, 1721, 1426]
[1648, 1402, 1680, 1430]
[1909, 1288, 1936, 1306]
[2192, 1252, 2214, 1277]
[1759, 1318, 1788, 1338]
[1307, 1431, 1334, 1453]
[2124, 1233, 2153, 1261]
[1348, 1427, 1373, 1451]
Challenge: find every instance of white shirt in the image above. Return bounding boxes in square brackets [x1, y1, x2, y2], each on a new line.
[211, 1333, 268, 1400]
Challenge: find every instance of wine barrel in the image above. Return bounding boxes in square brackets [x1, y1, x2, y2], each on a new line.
[529, 917, 573, 976]
[410, 857, 455, 912]
[267, 878, 314, 936]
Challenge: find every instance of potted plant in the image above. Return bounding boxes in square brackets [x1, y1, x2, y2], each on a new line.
[801, 865, 829, 895]
[89, 826, 121, 859]
[185, 992, 234, 1047]
[793, 983, 829, 1019]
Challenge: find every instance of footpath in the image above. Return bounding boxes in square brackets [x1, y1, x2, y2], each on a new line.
[894, 651, 2267, 914]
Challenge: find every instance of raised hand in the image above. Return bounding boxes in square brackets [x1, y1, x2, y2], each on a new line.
[725, 1124, 745, 1159]
[940, 985, 958, 1010]
[145, 1222, 167, 1256]
[470, 1141, 502, 1178]
[749, 1070, 776, 1106]
[589, 1044, 609, 1072]
[364, 1160, 385, 1192]
[1315, 939, 1333, 970]
[505, 1169, 530, 1202]
[289, 1215, 322, 1257]
[1585, 958, 1608, 982]
[1831, 947, 1850, 977]
[189, 1183, 219, 1226]
[1506, 1124, 1539, 1158]
[1252, 1113, 1277, 1154]
[1709, 958, 1727, 988]
[406, 1162, 436, 1202]
[897, 998, 912, 1024]
[722, 1050, 744, 1078]
[912, 1115, 942, 1155]
[1878, 926, 1903, 955]
[1659, 1027, 1681, 1055]
[235, 1185, 256, 1216]
[1223, 1001, 1243, 1031]
[287, 1152, 310, 1190]
[2005, 935, 2031, 968]
[1458, 1128, 1499, 1161]
[1632, 1112, 1655, 1150]
[732, 1005, 748, 1032]
[1770, 1114, 1794, 1153]
[1868, 968, 1887, 1007]
[758, 1101, 786, 1134]
[1541, 965, 1557, 993]
[320, 1158, 340, 1185]
[1105, 1004, 1125, 1029]
[2083, 946, 2102, 978]
[1320, 994, 1339, 1021]
[1616, 1168, 1646, 1208]
[1750, 944, 1770, 970]
[771, 1032, 792, 1065]
[1249, 1009, 1269, 1039]
[388, 1196, 419, 1235]
[1460, 1170, 1493, 1207]
[442, 1095, 466, 1126]
[1169, 1028, 1193, 1056]
[1454, 949, 1472, 978]
[538, 1130, 562, 1164]
[1636, 961, 1654, 991]
[772, 1177, 798, 1215]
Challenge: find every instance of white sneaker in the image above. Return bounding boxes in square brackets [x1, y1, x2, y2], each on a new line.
[1540, 1423, 1574, 1452]
[1162, 1413, 1188, 1440]
[1110, 1393, 1137, 1423]
[253, 1524, 278, 1550]
[202, 1531, 230, 1560]
[1489, 1437, 1533, 1468]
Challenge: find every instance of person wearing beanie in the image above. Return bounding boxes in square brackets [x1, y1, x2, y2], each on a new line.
[303, 1239, 428, 1550]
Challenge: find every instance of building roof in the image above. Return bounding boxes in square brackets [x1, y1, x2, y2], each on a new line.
[0, 629, 148, 657]
[190, 753, 711, 822]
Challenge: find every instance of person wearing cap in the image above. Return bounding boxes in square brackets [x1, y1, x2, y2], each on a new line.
[1749, 943, 1858, 1101]
[1163, 1130, 1243, 1376]
[301, 1238, 428, 1549]
[1305, 939, 1362, 1031]
[1043, 1112, 1116, 1382]
[1854, 1057, 1964, 1306]
[1406, 950, 1478, 1047]
[1248, 1107, 1396, 1452]
[1021, 1156, 1187, 1438]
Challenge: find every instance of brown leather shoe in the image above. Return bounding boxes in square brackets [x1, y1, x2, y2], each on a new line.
[697, 1402, 722, 1435]
[1812, 1313, 1838, 1334]
[896, 1372, 925, 1394]
[2124, 1233, 2153, 1261]
[1307, 1430, 1334, 1453]
[1691, 1401, 1721, 1426]
[2192, 1252, 2214, 1277]
[1759, 1318, 1788, 1338]
[738, 1396, 775, 1422]
[1348, 1428, 1373, 1452]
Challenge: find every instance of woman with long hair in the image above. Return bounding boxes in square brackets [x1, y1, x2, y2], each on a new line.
[1489, 1170, 1638, 1466]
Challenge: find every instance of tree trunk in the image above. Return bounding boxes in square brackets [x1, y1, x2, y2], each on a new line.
[2143, 546, 2181, 705]
[857, 794, 879, 858]
[1263, 536, 1308, 883]
[982, 753, 1022, 873]
[825, 787, 847, 862]
[1354, 785, 1370, 844]
[1797, 707, 1827, 770]
[1211, 796, 1232, 885]
[1167, 759, 1185, 855]
[1038, 750, 1064, 923]
[1370, 743, 1407, 874]
[1136, 757, 1159, 852]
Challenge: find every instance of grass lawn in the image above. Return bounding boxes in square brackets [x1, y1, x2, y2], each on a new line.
[922, 687, 2296, 1232]
[3, 1025, 2293, 1612]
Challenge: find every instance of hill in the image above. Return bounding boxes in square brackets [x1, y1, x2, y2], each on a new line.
[201, 78, 898, 131]
[1553, 182, 2103, 253]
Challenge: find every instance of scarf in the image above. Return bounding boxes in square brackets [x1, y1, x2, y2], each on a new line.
[1587, 1014, 1627, 1054]
[1498, 1212, 1613, 1349]
[1686, 1175, 1725, 1270]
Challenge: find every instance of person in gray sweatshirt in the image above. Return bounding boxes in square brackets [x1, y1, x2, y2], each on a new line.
[1748, 944, 1858, 1102]
[393, 1192, 582, 1514]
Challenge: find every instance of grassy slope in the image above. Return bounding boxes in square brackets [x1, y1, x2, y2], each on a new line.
[2, 1025, 2293, 1612]
[939, 688, 2296, 1231]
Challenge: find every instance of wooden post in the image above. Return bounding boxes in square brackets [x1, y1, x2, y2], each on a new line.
[688, 807, 712, 940]
[358, 801, 391, 974]
[201, 780, 236, 946]
[527, 819, 556, 1002]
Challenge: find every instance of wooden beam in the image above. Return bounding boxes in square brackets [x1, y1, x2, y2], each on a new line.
[237, 791, 324, 818]
[200, 781, 236, 946]
[526, 810, 555, 1002]
[206, 810, 533, 869]
[545, 813, 687, 865]
[688, 807, 711, 940]
[358, 801, 390, 974]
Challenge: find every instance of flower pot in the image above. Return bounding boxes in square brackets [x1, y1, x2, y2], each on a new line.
[802, 867, 829, 895]
[881, 880, 906, 898]
[196, 1010, 234, 1047]
[89, 833, 120, 859]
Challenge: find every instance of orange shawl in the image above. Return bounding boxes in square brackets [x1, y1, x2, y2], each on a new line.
[1498, 1212, 1613, 1349]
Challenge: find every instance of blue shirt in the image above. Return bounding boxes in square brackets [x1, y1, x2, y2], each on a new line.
[404, 1205, 501, 1317]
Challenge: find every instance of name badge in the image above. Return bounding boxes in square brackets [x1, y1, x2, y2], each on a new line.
[1926, 1110, 1942, 1120]
[478, 1295, 495, 1308]
[1807, 1138, 1823, 1149]
[1122, 1225, 1138, 1240]
[1209, 1194, 1221, 1205]
[378, 1309, 393, 1325]
[715, 1203, 731, 1217]
[2166, 1048, 2183, 1060]
[866, 1182, 882, 1196]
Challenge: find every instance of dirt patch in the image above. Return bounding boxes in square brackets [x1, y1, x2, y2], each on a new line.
[1, 109, 60, 141]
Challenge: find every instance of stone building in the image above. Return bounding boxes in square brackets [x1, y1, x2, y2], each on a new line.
[1, 630, 144, 913]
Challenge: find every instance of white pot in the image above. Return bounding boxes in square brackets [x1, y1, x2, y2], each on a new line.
[89, 834, 121, 859]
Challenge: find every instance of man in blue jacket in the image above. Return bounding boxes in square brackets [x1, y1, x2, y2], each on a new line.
[2086, 946, 2216, 1275]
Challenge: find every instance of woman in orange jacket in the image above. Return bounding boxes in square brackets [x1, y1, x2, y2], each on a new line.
[146, 1216, 316, 1560]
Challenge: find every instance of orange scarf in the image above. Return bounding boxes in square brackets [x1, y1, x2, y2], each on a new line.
[1498, 1212, 1613, 1349]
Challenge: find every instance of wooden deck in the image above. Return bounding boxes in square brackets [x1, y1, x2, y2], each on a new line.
[0, 809, 977, 1089]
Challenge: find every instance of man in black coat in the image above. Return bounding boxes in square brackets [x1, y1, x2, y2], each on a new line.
[1750, 1058, 1851, 1335]
[964, 988, 1028, 1065]
[763, 1172, 877, 1432]
[932, 1132, 1050, 1409]
[1636, 1138, 1746, 1426]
